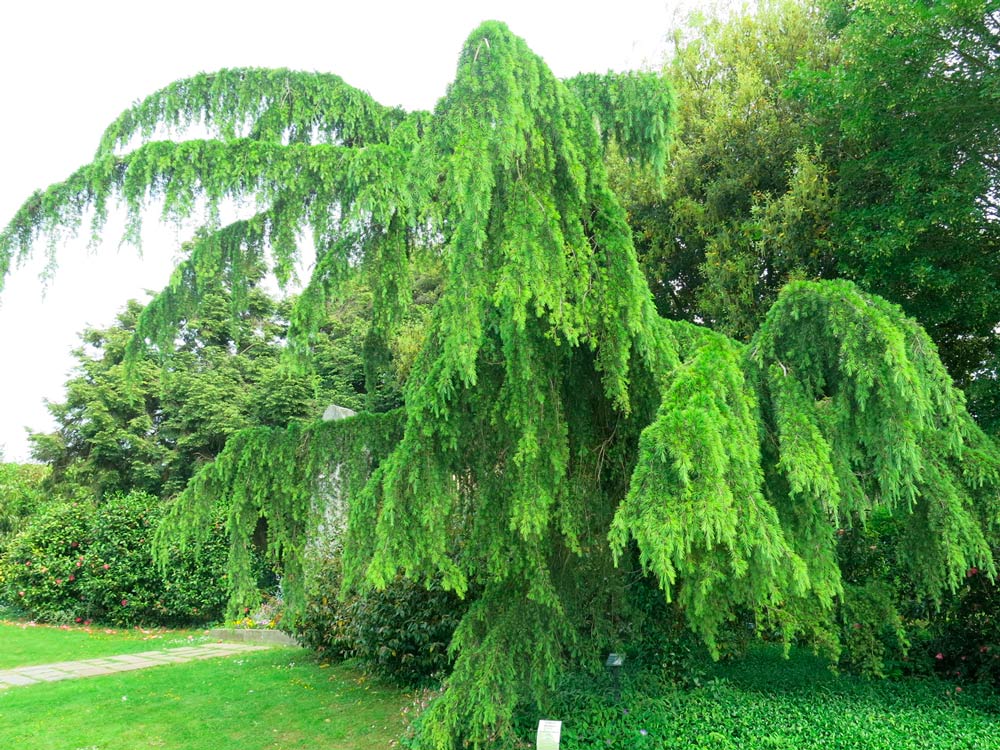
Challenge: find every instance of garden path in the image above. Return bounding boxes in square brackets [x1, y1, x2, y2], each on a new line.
[0, 641, 270, 689]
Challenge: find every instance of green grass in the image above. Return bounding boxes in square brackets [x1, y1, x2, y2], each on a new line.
[0, 620, 209, 669]
[0, 647, 410, 750]
[4, 620, 998, 749]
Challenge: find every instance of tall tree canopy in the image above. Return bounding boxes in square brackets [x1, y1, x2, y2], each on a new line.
[804, 0, 1000, 433]
[2, 21, 999, 748]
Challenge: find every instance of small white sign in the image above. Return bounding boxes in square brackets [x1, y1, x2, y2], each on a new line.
[537, 719, 562, 750]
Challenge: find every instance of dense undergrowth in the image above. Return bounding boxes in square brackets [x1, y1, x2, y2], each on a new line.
[507, 645, 1000, 750]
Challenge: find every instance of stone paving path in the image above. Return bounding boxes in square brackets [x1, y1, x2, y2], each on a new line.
[0, 642, 270, 690]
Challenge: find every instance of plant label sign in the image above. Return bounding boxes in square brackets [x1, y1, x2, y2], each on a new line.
[537, 719, 562, 750]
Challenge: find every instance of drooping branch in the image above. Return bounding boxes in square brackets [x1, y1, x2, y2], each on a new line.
[154, 410, 404, 616]
[96, 68, 409, 155]
[565, 71, 677, 178]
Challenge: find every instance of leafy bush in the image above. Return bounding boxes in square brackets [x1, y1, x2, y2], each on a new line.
[348, 574, 467, 685]
[78, 491, 163, 625]
[834, 513, 999, 684]
[0, 490, 230, 626]
[80, 491, 230, 627]
[0, 463, 50, 552]
[921, 563, 1000, 686]
[295, 553, 354, 660]
[295, 553, 468, 685]
[0, 502, 91, 622]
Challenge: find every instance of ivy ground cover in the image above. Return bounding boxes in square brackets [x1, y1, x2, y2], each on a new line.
[543, 646, 1000, 750]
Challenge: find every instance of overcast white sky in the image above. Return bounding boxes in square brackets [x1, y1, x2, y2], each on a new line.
[0, 0, 684, 461]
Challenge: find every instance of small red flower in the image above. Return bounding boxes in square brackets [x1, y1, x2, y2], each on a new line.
[966, 567, 979, 577]
[936, 653, 944, 660]
[24, 561, 31, 567]
[121, 599, 128, 607]
[76, 561, 82, 568]
[75, 617, 82, 623]
[103, 563, 110, 570]
[55, 578, 63, 585]
[71, 541, 79, 548]
[68, 575, 75, 582]
[18, 591, 25, 597]
[956, 686, 963, 693]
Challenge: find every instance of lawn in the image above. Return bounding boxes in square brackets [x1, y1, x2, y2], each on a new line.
[0, 619, 210, 669]
[3, 620, 998, 749]
[0, 641, 411, 750]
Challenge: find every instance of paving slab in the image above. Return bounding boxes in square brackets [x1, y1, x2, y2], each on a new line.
[0, 641, 274, 690]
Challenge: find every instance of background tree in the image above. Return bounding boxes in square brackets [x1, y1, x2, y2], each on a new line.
[619, 0, 839, 338]
[2, 20, 998, 749]
[795, 0, 1000, 433]
[29, 281, 328, 501]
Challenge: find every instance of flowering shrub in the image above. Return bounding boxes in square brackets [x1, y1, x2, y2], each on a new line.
[81, 491, 231, 626]
[79, 491, 164, 626]
[0, 490, 230, 626]
[0, 502, 91, 622]
[921, 561, 1000, 686]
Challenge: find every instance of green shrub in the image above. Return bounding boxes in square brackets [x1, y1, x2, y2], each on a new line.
[295, 553, 468, 685]
[1, 490, 230, 626]
[79, 491, 164, 626]
[0, 463, 50, 553]
[348, 574, 467, 685]
[922, 563, 1000, 686]
[155, 520, 233, 625]
[81, 491, 231, 627]
[295, 553, 354, 660]
[0, 502, 91, 622]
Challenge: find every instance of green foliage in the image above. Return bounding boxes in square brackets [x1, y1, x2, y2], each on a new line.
[521, 646, 1000, 749]
[4, 17, 999, 748]
[793, 0, 1000, 432]
[294, 553, 354, 661]
[28, 300, 170, 500]
[0, 462, 49, 551]
[0, 502, 90, 622]
[0, 490, 230, 626]
[925, 564, 1000, 686]
[565, 71, 676, 178]
[80, 491, 230, 627]
[295, 552, 467, 686]
[155, 410, 404, 619]
[622, 0, 839, 334]
[27, 280, 361, 502]
[79, 491, 165, 626]
[347, 574, 466, 686]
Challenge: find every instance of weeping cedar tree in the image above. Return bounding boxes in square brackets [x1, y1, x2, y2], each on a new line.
[2, 21, 999, 748]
